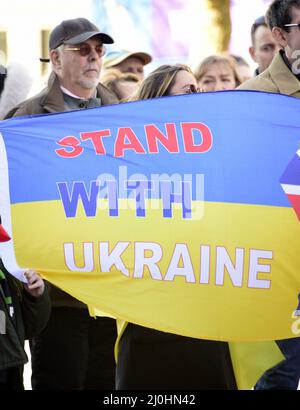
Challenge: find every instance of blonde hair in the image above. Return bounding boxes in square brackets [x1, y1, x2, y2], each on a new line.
[101, 68, 140, 100]
[194, 55, 242, 87]
[131, 64, 194, 101]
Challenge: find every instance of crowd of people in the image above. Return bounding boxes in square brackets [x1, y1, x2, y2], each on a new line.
[0, 0, 299, 390]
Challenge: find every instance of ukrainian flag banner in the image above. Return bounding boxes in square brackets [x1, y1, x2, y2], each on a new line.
[0, 90, 299, 344]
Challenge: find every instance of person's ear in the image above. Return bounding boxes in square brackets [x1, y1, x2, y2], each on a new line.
[272, 27, 288, 48]
[50, 49, 62, 70]
[249, 46, 257, 62]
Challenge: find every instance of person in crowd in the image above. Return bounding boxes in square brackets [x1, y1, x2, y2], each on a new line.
[194, 55, 241, 92]
[115, 64, 237, 390]
[130, 63, 199, 100]
[231, 54, 252, 82]
[0, 63, 33, 119]
[239, 0, 300, 390]
[249, 15, 279, 76]
[0, 223, 50, 390]
[103, 49, 152, 81]
[101, 68, 140, 100]
[4, 18, 118, 390]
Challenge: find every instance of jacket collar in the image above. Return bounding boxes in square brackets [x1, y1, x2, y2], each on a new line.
[269, 52, 300, 96]
[40, 72, 65, 113]
[40, 72, 119, 113]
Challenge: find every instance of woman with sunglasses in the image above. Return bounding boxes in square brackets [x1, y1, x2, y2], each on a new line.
[115, 64, 237, 390]
[130, 63, 199, 100]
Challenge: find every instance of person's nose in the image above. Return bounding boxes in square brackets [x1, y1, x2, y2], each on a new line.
[88, 47, 99, 61]
[215, 79, 224, 91]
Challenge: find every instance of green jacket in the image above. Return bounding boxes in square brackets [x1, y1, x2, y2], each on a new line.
[0, 266, 50, 388]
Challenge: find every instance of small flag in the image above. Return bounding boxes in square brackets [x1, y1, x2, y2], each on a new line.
[280, 149, 300, 220]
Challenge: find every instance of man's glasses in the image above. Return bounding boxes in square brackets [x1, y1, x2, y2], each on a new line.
[283, 23, 300, 30]
[65, 44, 106, 57]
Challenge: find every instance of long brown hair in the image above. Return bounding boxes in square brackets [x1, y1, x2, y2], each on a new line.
[131, 64, 194, 100]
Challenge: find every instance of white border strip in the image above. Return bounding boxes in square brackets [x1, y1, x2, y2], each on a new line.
[281, 183, 300, 195]
[0, 132, 26, 282]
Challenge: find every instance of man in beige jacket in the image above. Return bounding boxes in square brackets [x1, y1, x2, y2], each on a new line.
[239, 1, 300, 97]
[238, 0, 300, 390]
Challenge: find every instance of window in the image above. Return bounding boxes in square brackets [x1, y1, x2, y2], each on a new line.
[0, 31, 7, 66]
[40, 29, 50, 75]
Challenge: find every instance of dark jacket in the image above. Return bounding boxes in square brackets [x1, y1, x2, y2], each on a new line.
[0, 266, 50, 389]
[4, 72, 119, 308]
[4, 71, 119, 118]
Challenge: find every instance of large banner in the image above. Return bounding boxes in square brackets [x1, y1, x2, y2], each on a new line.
[0, 90, 299, 343]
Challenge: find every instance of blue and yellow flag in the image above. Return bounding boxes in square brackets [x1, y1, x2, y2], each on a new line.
[0, 91, 299, 347]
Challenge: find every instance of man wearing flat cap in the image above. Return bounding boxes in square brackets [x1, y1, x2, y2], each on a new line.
[5, 18, 118, 390]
